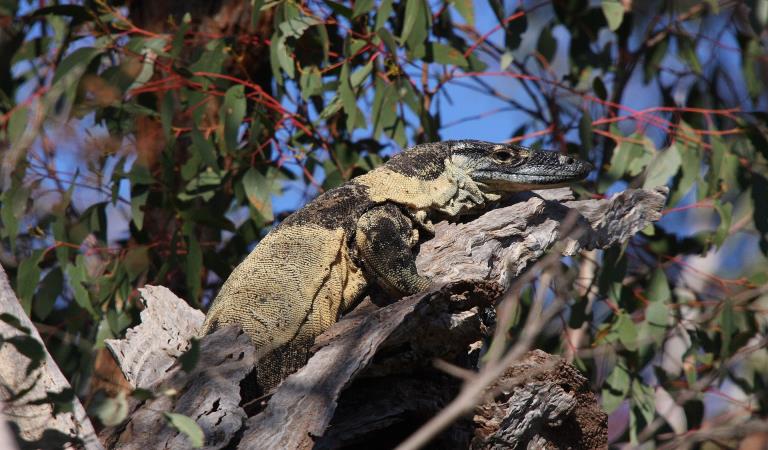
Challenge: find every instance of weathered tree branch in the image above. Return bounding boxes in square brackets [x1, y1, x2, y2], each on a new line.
[0, 265, 103, 450]
[99, 188, 664, 448]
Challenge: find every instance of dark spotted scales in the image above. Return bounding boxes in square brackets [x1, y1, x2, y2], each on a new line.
[202, 140, 592, 391]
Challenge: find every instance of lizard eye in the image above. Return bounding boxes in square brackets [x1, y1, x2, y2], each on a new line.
[492, 150, 514, 163]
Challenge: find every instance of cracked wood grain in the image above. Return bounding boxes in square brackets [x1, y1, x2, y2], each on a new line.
[105, 285, 205, 390]
[104, 187, 666, 449]
[99, 283, 255, 449]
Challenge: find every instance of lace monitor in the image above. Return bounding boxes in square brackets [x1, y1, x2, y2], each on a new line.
[201, 140, 592, 391]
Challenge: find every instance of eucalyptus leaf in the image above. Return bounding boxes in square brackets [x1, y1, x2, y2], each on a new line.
[601, 0, 624, 31]
[165, 413, 204, 448]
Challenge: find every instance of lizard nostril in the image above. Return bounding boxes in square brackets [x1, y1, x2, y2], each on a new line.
[566, 157, 575, 165]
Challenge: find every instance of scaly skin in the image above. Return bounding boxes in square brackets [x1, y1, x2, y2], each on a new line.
[201, 140, 592, 390]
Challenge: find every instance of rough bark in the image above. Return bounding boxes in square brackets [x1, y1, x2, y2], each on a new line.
[97, 187, 665, 448]
[472, 350, 607, 449]
[99, 287, 253, 449]
[416, 186, 667, 285]
[104, 285, 205, 390]
[0, 266, 103, 450]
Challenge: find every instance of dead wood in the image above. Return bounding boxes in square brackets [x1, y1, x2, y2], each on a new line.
[0, 265, 103, 450]
[472, 350, 607, 450]
[76, 187, 664, 448]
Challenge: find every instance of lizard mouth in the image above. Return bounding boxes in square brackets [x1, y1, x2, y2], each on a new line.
[474, 151, 592, 189]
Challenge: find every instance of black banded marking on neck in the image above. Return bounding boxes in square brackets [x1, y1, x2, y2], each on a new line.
[384, 143, 450, 180]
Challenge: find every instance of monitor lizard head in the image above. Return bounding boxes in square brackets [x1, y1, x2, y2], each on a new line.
[357, 139, 592, 220]
[447, 140, 593, 193]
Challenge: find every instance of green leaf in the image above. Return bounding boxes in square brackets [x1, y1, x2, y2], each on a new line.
[220, 85, 246, 153]
[106, 309, 133, 337]
[743, 39, 762, 98]
[276, 35, 295, 79]
[504, 9, 527, 51]
[374, 0, 394, 30]
[189, 39, 227, 75]
[131, 388, 155, 401]
[400, 0, 421, 43]
[720, 298, 734, 357]
[352, 0, 375, 18]
[377, 28, 398, 55]
[94, 392, 129, 426]
[319, 96, 343, 120]
[537, 26, 557, 62]
[31, 4, 92, 24]
[603, 362, 630, 413]
[645, 301, 668, 329]
[178, 171, 222, 202]
[644, 39, 669, 84]
[639, 300, 669, 354]
[430, 43, 469, 67]
[324, 0, 352, 19]
[269, 33, 287, 84]
[1, 179, 29, 253]
[124, 246, 149, 281]
[372, 81, 397, 138]
[499, 52, 514, 71]
[160, 90, 175, 140]
[299, 66, 323, 99]
[65, 255, 97, 318]
[190, 129, 218, 168]
[95, 315, 116, 348]
[7, 105, 29, 144]
[452, 0, 474, 25]
[401, 0, 430, 48]
[242, 168, 276, 222]
[339, 63, 364, 130]
[33, 268, 63, 320]
[592, 76, 607, 101]
[677, 37, 701, 74]
[752, 174, 768, 255]
[708, 135, 739, 195]
[350, 61, 373, 88]
[601, 0, 624, 31]
[126, 48, 160, 92]
[631, 380, 656, 426]
[179, 338, 200, 372]
[251, 0, 265, 26]
[278, 15, 321, 38]
[131, 188, 148, 231]
[643, 145, 681, 188]
[165, 413, 204, 448]
[669, 142, 701, 205]
[616, 312, 638, 351]
[647, 268, 671, 303]
[17, 250, 44, 315]
[51, 47, 102, 85]
[606, 133, 650, 180]
[713, 200, 733, 248]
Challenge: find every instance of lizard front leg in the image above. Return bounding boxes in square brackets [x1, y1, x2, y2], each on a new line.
[355, 203, 430, 296]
